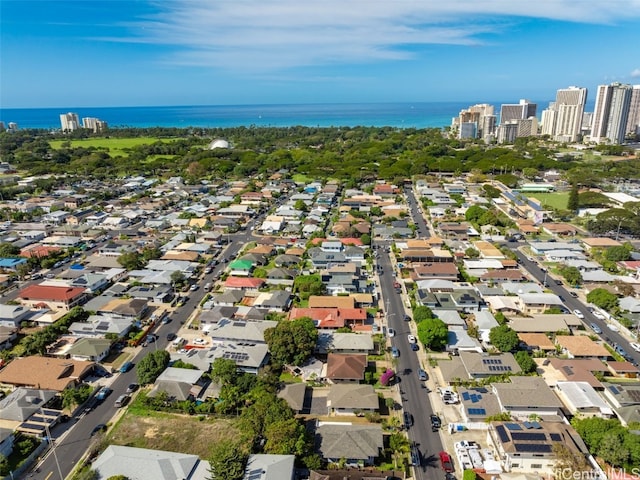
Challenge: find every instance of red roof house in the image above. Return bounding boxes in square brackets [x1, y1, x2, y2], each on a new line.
[18, 284, 87, 311]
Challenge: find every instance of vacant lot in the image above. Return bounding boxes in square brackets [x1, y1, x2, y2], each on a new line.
[109, 409, 240, 458]
[49, 137, 176, 156]
[526, 192, 569, 210]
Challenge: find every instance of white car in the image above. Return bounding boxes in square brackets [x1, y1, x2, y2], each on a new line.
[607, 324, 620, 332]
[388, 328, 396, 338]
[630, 343, 640, 353]
[592, 311, 606, 320]
[573, 309, 585, 319]
[192, 338, 207, 345]
[408, 334, 417, 344]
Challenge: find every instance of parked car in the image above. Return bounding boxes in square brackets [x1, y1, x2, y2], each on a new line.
[120, 361, 133, 373]
[630, 343, 640, 353]
[418, 369, 428, 381]
[592, 311, 606, 320]
[388, 328, 396, 338]
[404, 314, 411, 322]
[410, 445, 420, 466]
[573, 309, 585, 319]
[410, 343, 419, 351]
[608, 323, 620, 332]
[403, 412, 413, 429]
[407, 334, 416, 344]
[166, 332, 177, 341]
[590, 323, 602, 334]
[126, 383, 139, 394]
[391, 346, 400, 358]
[439, 451, 454, 472]
[95, 387, 112, 401]
[189, 284, 199, 291]
[430, 414, 441, 432]
[569, 291, 579, 298]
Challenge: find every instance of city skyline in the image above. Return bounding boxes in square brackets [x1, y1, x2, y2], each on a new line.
[1, 0, 640, 109]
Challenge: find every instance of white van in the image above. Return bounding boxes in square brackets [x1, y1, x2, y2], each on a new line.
[204, 283, 212, 292]
[172, 337, 185, 348]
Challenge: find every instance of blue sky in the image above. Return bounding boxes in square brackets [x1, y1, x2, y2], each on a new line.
[2, 0, 640, 108]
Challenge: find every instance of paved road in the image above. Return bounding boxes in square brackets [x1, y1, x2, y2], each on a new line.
[405, 185, 431, 238]
[377, 245, 444, 479]
[512, 246, 640, 363]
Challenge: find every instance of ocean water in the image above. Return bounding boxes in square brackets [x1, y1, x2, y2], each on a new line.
[0, 102, 547, 130]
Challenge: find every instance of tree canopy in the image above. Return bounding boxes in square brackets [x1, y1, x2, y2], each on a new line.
[416, 317, 448, 350]
[264, 317, 318, 366]
[489, 325, 519, 352]
[136, 350, 170, 384]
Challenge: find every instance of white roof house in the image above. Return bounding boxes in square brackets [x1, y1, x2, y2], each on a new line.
[555, 381, 614, 418]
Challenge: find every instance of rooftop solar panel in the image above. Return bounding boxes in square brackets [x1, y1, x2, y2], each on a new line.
[496, 425, 510, 443]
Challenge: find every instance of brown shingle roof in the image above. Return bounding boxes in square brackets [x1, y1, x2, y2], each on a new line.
[326, 353, 367, 381]
[0, 356, 94, 391]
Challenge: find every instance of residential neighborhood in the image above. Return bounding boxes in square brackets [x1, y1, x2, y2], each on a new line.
[0, 168, 639, 480]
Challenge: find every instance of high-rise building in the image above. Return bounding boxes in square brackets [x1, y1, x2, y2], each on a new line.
[499, 99, 537, 124]
[82, 117, 108, 133]
[541, 86, 587, 143]
[590, 83, 633, 144]
[7, 122, 18, 133]
[626, 85, 640, 136]
[60, 112, 80, 132]
[451, 103, 496, 140]
[496, 118, 538, 143]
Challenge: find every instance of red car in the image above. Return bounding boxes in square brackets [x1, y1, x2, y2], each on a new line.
[439, 451, 454, 473]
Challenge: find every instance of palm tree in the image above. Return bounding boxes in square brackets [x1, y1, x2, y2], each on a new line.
[388, 432, 410, 469]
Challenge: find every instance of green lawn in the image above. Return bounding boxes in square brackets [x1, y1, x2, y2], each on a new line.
[49, 137, 176, 156]
[526, 192, 569, 210]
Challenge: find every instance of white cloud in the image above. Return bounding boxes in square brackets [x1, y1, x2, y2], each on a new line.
[631, 68, 640, 78]
[106, 0, 640, 71]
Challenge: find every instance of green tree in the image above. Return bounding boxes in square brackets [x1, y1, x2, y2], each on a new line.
[586, 288, 619, 312]
[413, 305, 434, 322]
[264, 317, 318, 366]
[293, 274, 324, 301]
[465, 247, 480, 258]
[604, 245, 632, 262]
[208, 439, 248, 480]
[136, 350, 170, 384]
[107, 476, 131, 480]
[263, 417, 308, 455]
[0, 242, 20, 257]
[416, 317, 448, 350]
[0, 454, 9, 477]
[210, 358, 238, 386]
[388, 432, 410, 469]
[567, 184, 579, 212]
[558, 265, 582, 286]
[514, 350, 536, 374]
[117, 251, 144, 270]
[360, 233, 371, 245]
[598, 431, 629, 467]
[465, 205, 487, 223]
[489, 325, 519, 352]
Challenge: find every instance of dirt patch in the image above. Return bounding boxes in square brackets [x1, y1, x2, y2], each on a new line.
[110, 411, 240, 459]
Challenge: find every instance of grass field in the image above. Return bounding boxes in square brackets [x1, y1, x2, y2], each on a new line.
[110, 408, 240, 458]
[49, 137, 175, 156]
[526, 192, 569, 210]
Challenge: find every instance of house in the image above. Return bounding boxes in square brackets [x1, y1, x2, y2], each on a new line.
[543, 358, 607, 389]
[325, 353, 367, 383]
[265, 267, 296, 286]
[488, 421, 589, 475]
[516, 293, 564, 315]
[438, 352, 521, 383]
[17, 284, 86, 311]
[316, 332, 374, 355]
[92, 445, 211, 480]
[0, 388, 57, 428]
[555, 335, 610, 359]
[243, 454, 295, 480]
[327, 384, 378, 415]
[492, 376, 564, 418]
[316, 423, 383, 467]
[0, 304, 32, 328]
[97, 298, 149, 319]
[289, 307, 367, 329]
[308, 296, 355, 309]
[509, 315, 582, 333]
[412, 263, 459, 281]
[148, 367, 206, 401]
[554, 381, 614, 418]
[68, 314, 132, 338]
[223, 276, 265, 291]
[203, 318, 276, 343]
[66, 337, 112, 362]
[277, 383, 308, 413]
[252, 291, 293, 312]
[458, 387, 502, 421]
[0, 356, 94, 391]
[176, 342, 270, 374]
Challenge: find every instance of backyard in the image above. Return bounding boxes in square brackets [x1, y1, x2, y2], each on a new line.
[48, 137, 178, 157]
